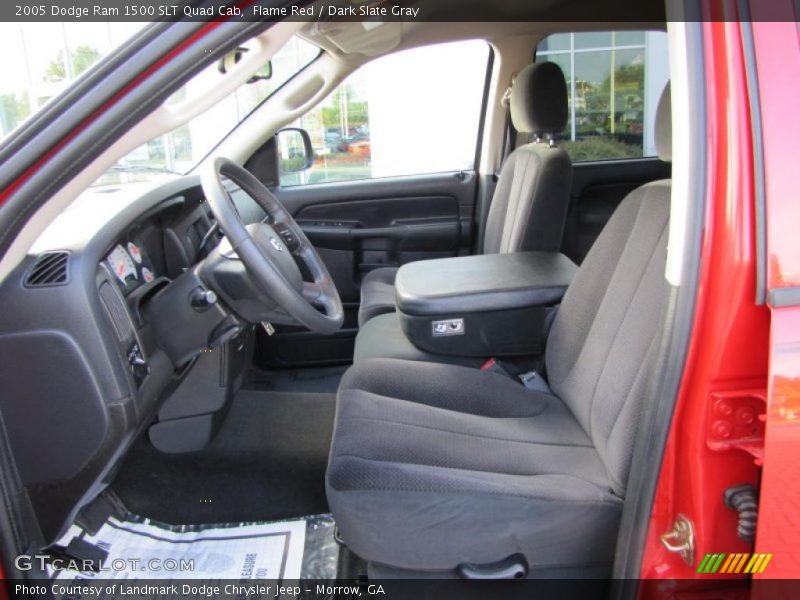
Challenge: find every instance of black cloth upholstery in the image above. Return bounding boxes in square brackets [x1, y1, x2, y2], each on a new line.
[357, 267, 398, 326]
[330, 182, 670, 573]
[510, 62, 569, 136]
[326, 359, 623, 572]
[481, 143, 571, 255]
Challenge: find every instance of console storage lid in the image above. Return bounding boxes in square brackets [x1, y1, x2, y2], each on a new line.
[394, 251, 577, 358]
[395, 251, 577, 316]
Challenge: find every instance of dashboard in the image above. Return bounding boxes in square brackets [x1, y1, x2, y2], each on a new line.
[0, 174, 264, 545]
[95, 188, 222, 391]
[102, 189, 216, 298]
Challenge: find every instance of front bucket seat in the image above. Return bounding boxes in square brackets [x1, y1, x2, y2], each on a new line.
[357, 61, 573, 327]
[326, 84, 672, 577]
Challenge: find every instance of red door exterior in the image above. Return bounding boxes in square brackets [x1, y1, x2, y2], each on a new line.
[640, 2, 800, 593]
[750, 17, 800, 582]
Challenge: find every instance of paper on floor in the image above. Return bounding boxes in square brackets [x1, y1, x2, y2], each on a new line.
[50, 517, 306, 581]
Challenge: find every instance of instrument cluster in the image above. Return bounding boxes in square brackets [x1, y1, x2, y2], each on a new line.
[105, 240, 156, 294]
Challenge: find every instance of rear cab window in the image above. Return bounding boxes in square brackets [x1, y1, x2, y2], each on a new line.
[535, 31, 670, 161]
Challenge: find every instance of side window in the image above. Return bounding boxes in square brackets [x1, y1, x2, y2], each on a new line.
[281, 40, 490, 187]
[535, 31, 669, 162]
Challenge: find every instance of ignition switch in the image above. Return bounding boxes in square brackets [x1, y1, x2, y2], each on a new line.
[190, 287, 218, 310]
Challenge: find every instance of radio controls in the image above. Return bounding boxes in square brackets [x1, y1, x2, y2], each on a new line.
[274, 225, 299, 251]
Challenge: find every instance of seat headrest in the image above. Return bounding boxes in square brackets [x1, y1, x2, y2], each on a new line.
[655, 82, 671, 162]
[510, 62, 568, 136]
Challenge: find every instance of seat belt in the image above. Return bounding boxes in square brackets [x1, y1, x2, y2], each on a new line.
[480, 357, 552, 394]
[494, 80, 517, 182]
[479, 76, 517, 253]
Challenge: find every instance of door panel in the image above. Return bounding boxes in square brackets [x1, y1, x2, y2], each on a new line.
[279, 171, 476, 301]
[562, 158, 672, 263]
[255, 171, 477, 368]
[298, 198, 461, 281]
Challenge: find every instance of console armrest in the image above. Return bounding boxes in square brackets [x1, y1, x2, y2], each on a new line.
[395, 251, 577, 357]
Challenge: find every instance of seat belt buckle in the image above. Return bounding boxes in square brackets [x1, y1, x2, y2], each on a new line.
[518, 370, 552, 394]
[481, 358, 511, 376]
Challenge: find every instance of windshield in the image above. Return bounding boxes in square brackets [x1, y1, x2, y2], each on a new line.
[0, 23, 318, 187]
[94, 35, 319, 186]
[0, 22, 145, 136]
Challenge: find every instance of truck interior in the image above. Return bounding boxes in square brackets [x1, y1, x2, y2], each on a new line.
[0, 0, 716, 586]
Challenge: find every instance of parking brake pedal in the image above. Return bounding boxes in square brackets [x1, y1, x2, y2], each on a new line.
[458, 554, 529, 579]
[75, 490, 128, 535]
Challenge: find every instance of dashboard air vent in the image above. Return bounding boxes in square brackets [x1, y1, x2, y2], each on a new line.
[24, 252, 69, 287]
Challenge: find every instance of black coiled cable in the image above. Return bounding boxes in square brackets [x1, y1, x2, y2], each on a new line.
[724, 484, 758, 543]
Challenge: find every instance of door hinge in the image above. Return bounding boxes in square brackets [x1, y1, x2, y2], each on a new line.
[707, 389, 767, 465]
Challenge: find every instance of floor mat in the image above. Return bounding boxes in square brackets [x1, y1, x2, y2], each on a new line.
[112, 391, 335, 524]
[49, 513, 338, 582]
[244, 366, 347, 394]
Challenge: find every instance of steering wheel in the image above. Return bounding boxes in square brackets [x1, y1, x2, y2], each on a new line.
[201, 157, 343, 335]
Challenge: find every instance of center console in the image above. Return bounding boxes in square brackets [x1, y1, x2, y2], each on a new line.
[395, 251, 577, 357]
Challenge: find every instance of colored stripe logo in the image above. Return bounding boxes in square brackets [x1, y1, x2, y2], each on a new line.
[697, 552, 772, 574]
